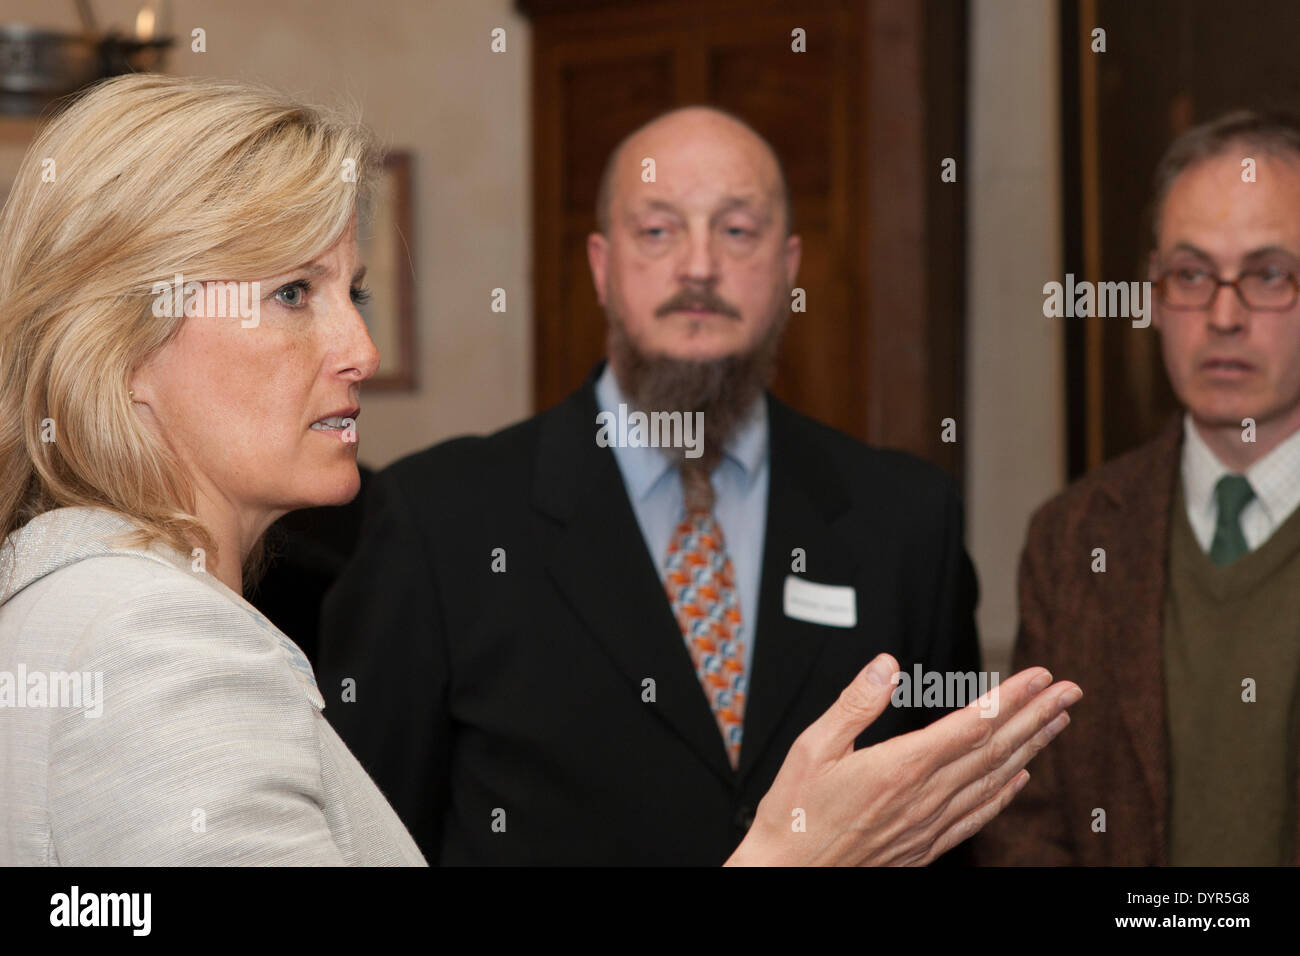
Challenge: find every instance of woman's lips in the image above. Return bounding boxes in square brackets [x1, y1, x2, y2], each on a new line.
[309, 410, 359, 442]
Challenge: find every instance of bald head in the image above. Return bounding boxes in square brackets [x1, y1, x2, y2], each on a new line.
[594, 106, 792, 236]
[585, 103, 802, 371]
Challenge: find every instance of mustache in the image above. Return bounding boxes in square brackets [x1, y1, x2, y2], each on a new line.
[654, 288, 741, 319]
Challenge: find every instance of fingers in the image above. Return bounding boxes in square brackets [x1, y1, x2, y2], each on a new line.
[918, 769, 1031, 866]
[801, 653, 900, 760]
[906, 665, 1057, 770]
[947, 679, 1081, 791]
[983, 684, 1079, 782]
[922, 681, 1079, 842]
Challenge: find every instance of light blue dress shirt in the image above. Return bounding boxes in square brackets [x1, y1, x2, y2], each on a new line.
[595, 363, 770, 677]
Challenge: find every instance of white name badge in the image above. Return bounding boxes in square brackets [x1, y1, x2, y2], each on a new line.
[783, 575, 857, 628]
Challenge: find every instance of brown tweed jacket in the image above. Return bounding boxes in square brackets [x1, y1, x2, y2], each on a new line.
[977, 415, 1300, 865]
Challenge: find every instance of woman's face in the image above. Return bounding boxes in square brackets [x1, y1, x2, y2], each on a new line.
[132, 219, 380, 527]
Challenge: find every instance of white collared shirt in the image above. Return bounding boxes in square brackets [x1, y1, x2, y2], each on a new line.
[1181, 413, 1300, 554]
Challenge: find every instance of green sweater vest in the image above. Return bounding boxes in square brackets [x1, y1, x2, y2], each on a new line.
[1164, 480, 1300, 865]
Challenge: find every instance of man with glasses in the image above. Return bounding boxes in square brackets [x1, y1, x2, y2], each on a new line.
[980, 110, 1300, 865]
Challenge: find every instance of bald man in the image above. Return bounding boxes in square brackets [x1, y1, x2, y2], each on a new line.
[317, 107, 1078, 865]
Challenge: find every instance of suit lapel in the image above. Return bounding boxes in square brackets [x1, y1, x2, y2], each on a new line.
[534, 372, 736, 785]
[1095, 416, 1181, 861]
[738, 398, 857, 785]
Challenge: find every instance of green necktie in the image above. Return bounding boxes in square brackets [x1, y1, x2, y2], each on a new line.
[1209, 474, 1255, 566]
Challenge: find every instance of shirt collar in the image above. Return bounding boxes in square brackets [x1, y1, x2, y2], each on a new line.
[594, 362, 769, 502]
[1181, 412, 1300, 524]
[1181, 413, 1226, 520]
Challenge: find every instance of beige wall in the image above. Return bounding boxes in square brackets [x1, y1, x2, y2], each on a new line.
[966, 0, 1067, 676]
[1, 0, 533, 469]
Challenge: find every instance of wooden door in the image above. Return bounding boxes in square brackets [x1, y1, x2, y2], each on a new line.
[522, 0, 966, 477]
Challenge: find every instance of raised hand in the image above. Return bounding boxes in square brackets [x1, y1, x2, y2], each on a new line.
[725, 654, 1081, 866]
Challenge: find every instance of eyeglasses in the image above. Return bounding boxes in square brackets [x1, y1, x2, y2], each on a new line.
[1156, 266, 1300, 311]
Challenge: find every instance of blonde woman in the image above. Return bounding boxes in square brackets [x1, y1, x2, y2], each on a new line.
[0, 73, 424, 865]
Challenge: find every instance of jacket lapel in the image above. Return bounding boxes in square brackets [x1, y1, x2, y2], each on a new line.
[1094, 416, 1181, 861]
[738, 397, 857, 785]
[534, 371, 736, 785]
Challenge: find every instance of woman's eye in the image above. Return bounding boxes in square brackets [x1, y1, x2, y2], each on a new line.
[350, 285, 372, 305]
[1175, 268, 1208, 284]
[274, 280, 309, 308]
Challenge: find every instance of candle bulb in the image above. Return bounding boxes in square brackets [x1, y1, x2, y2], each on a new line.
[135, 5, 156, 42]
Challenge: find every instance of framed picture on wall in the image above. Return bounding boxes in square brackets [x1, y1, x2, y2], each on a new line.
[358, 150, 416, 391]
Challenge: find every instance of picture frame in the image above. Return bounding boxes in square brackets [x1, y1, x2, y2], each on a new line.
[357, 150, 416, 391]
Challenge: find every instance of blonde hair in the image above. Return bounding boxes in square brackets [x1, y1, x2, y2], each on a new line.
[0, 73, 378, 571]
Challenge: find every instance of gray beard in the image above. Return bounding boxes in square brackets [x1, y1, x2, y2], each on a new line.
[606, 307, 787, 472]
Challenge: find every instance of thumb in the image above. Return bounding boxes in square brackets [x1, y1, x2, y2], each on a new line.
[815, 653, 899, 757]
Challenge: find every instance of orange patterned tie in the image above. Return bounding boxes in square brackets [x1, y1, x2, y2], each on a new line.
[664, 464, 746, 769]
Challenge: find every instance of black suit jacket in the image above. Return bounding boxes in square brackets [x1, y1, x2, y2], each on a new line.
[248, 465, 374, 667]
[317, 366, 980, 864]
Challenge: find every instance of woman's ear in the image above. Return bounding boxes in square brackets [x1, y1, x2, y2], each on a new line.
[126, 371, 150, 406]
[126, 362, 162, 433]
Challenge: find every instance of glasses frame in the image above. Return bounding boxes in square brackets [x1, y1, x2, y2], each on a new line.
[1155, 267, 1300, 312]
